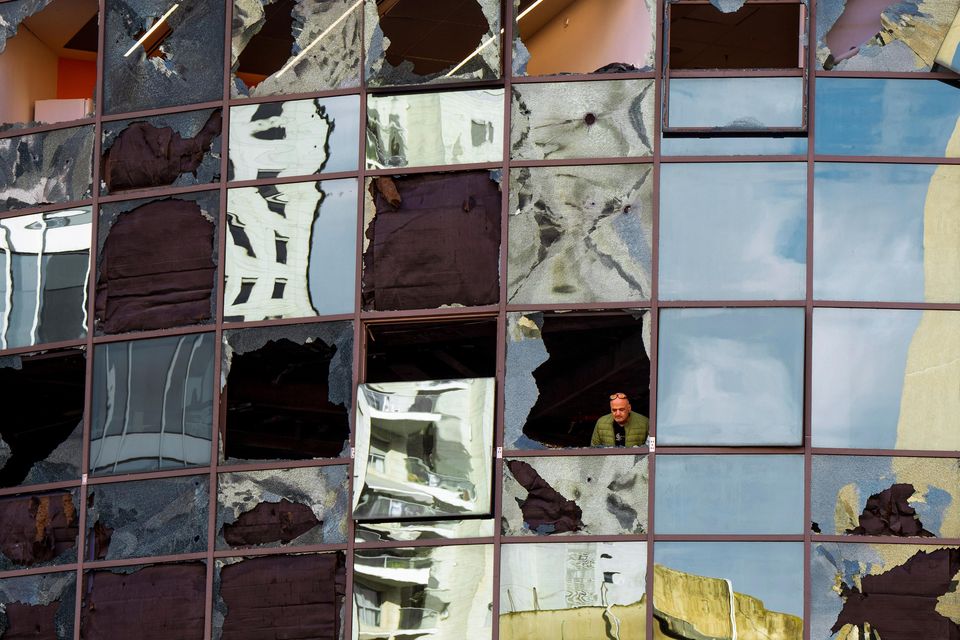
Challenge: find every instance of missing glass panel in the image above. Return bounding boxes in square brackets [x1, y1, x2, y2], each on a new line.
[0, 572, 76, 640]
[0, 125, 94, 211]
[0, 489, 79, 570]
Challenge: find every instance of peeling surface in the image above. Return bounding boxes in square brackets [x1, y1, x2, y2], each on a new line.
[0, 571, 75, 640]
[0, 125, 94, 211]
[0, 490, 79, 570]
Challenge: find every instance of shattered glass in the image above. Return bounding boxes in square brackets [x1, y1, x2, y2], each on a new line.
[668, 77, 805, 130]
[0, 208, 91, 350]
[90, 333, 215, 476]
[102, 0, 224, 115]
[231, 0, 361, 97]
[508, 165, 652, 305]
[356, 518, 495, 543]
[502, 455, 648, 536]
[0, 489, 79, 570]
[0, 125, 94, 210]
[660, 163, 807, 300]
[85, 475, 208, 561]
[656, 455, 804, 534]
[366, 89, 504, 169]
[224, 179, 357, 321]
[0, 571, 76, 640]
[510, 79, 654, 160]
[216, 466, 348, 549]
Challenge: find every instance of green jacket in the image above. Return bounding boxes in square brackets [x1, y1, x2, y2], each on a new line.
[590, 412, 649, 447]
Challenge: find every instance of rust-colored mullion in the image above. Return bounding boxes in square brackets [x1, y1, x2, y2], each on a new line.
[815, 534, 960, 545]
[226, 169, 359, 189]
[658, 299, 806, 307]
[365, 77, 505, 95]
[364, 161, 502, 176]
[0, 479, 81, 497]
[0, 200, 96, 222]
[216, 457, 351, 474]
[815, 70, 960, 80]
[212, 542, 348, 558]
[653, 534, 805, 542]
[83, 551, 208, 571]
[85, 466, 211, 485]
[650, 446, 806, 455]
[660, 154, 808, 163]
[91, 324, 216, 345]
[354, 536, 496, 550]
[669, 68, 805, 78]
[97, 182, 221, 204]
[510, 71, 656, 84]
[812, 447, 960, 458]
[502, 533, 649, 544]
[804, 0, 817, 634]
[504, 301, 651, 312]
[360, 306, 500, 321]
[0, 564, 80, 580]
[814, 154, 960, 165]
[0, 338, 87, 358]
[228, 86, 362, 107]
[0, 117, 96, 141]
[813, 300, 960, 310]
[98, 100, 224, 123]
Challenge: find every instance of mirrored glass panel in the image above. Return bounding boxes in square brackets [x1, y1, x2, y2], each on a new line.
[660, 163, 807, 300]
[0, 125, 94, 211]
[667, 77, 804, 130]
[661, 132, 808, 156]
[356, 518, 494, 543]
[0, 489, 79, 570]
[0, 571, 76, 640]
[658, 307, 805, 445]
[353, 379, 494, 520]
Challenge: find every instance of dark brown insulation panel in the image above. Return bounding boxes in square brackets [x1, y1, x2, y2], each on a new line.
[2, 602, 59, 639]
[362, 172, 501, 311]
[95, 199, 216, 334]
[506, 460, 583, 535]
[80, 563, 206, 640]
[101, 110, 222, 193]
[222, 499, 320, 547]
[219, 553, 346, 640]
[0, 492, 78, 567]
[846, 483, 935, 537]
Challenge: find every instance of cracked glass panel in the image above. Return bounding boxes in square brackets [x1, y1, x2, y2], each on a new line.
[231, 0, 361, 97]
[365, 319, 497, 383]
[0, 0, 98, 128]
[100, 108, 222, 195]
[81, 562, 207, 639]
[96, 191, 218, 334]
[660, 162, 807, 300]
[228, 95, 360, 181]
[508, 165, 652, 305]
[814, 162, 960, 302]
[90, 333, 215, 476]
[366, 90, 504, 169]
[213, 552, 346, 640]
[0, 349, 84, 489]
[224, 179, 357, 321]
[0, 571, 76, 640]
[656, 455, 804, 534]
[812, 455, 960, 538]
[812, 308, 960, 451]
[353, 379, 495, 520]
[510, 79, 654, 160]
[655, 542, 804, 640]
[216, 466, 348, 549]
[353, 545, 494, 639]
[0, 489, 79, 570]
[221, 322, 353, 462]
[658, 307, 805, 445]
[504, 311, 650, 450]
[668, 77, 805, 130]
[513, 0, 655, 76]
[0, 207, 90, 350]
[356, 518, 494, 543]
[0, 124, 94, 210]
[502, 455, 648, 536]
[816, 78, 960, 157]
[364, 0, 501, 87]
[812, 543, 960, 639]
[85, 475, 208, 561]
[499, 541, 647, 640]
[102, 0, 224, 115]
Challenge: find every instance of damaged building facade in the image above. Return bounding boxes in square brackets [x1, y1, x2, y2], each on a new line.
[1, 0, 960, 638]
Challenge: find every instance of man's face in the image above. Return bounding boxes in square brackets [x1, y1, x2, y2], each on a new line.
[610, 398, 631, 425]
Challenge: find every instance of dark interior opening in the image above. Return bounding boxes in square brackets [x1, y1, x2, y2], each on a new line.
[235, 0, 296, 88]
[521, 312, 650, 448]
[364, 319, 497, 383]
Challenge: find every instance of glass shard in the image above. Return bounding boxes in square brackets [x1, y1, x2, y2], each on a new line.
[0, 125, 94, 210]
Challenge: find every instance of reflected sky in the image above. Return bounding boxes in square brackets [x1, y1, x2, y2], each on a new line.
[669, 77, 804, 129]
[660, 163, 806, 300]
[661, 134, 807, 156]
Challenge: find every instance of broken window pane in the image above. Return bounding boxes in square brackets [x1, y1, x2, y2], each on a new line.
[102, 0, 224, 115]
[366, 90, 504, 169]
[499, 542, 646, 640]
[0, 207, 91, 350]
[85, 476, 208, 561]
[812, 308, 960, 450]
[221, 322, 352, 462]
[514, 0, 655, 75]
[656, 455, 804, 534]
[658, 307, 804, 445]
[214, 552, 346, 639]
[365, 0, 501, 86]
[505, 311, 650, 449]
[0, 571, 75, 640]
[224, 179, 357, 321]
[0, 489, 79, 570]
[362, 173, 501, 311]
[216, 466, 348, 549]
[232, 0, 361, 97]
[100, 108, 222, 195]
[814, 163, 960, 302]
[660, 162, 807, 300]
[502, 455, 648, 536]
[655, 542, 803, 640]
[90, 333, 215, 476]
[228, 96, 360, 181]
[354, 545, 493, 639]
[0, 0, 98, 128]
[354, 379, 494, 520]
[510, 79, 654, 160]
[96, 192, 218, 334]
[816, 79, 960, 157]
[0, 125, 94, 211]
[668, 77, 805, 130]
[0, 349, 84, 489]
[81, 562, 206, 639]
[356, 518, 495, 543]
[508, 165, 652, 305]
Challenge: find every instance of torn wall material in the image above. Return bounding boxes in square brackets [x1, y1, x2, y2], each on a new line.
[0, 490, 78, 570]
[0, 125, 94, 211]
[0, 571, 75, 640]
